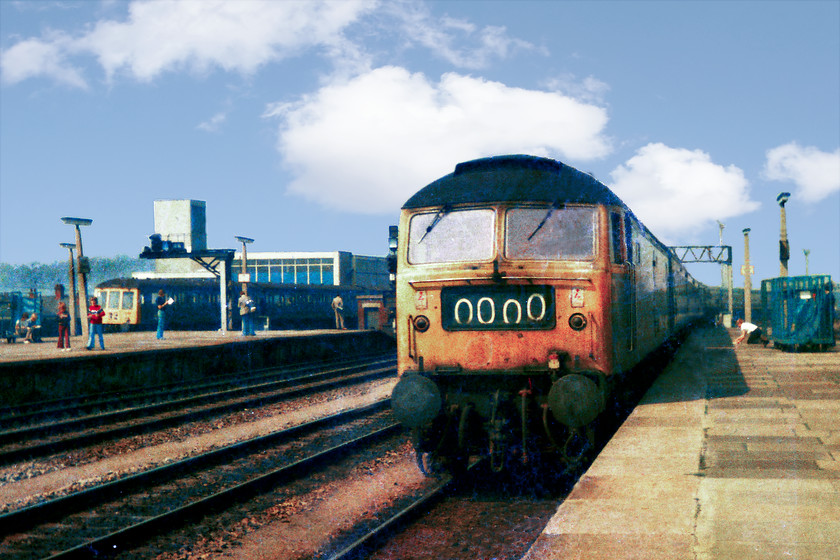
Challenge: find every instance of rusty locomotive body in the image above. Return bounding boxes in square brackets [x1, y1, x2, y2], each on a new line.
[390, 155, 710, 473]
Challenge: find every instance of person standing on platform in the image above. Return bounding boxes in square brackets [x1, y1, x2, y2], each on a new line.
[86, 296, 105, 350]
[155, 289, 170, 340]
[57, 302, 71, 351]
[331, 294, 345, 329]
[238, 290, 255, 336]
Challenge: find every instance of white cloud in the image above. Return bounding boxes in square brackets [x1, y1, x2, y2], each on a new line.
[197, 112, 226, 133]
[1, 0, 534, 88]
[385, 2, 538, 69]
[267, 66, 611, 213]
[1, 0, 376, 86]
[0, 35, 87, 88]
[763, 142, 840, 202]
[610, 143, 758, 241]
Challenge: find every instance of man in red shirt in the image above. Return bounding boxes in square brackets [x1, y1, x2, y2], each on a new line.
[86, 296, 105, 350]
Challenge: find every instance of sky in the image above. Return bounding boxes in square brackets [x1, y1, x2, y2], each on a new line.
[1, 0, 838, 288]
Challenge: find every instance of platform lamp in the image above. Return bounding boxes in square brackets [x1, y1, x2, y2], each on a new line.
[59, 242, 79, 336]
[804, 249, 810, 276]
[235, 236, 254, 295]
[777, 191, 791, 277]
[61, 217, 93, 342]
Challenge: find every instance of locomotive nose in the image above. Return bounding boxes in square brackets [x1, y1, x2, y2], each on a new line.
[390, 373, 442, 428]
[548, 374, 603, 428]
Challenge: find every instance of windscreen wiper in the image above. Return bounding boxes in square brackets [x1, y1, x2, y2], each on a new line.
[419, 205, 450, 243]
[527, 202, 564, 241]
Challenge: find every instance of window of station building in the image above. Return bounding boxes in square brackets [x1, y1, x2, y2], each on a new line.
[309, 266, 322, 285]
[322, 264, 334, 285]
[283, 266, 295, 284]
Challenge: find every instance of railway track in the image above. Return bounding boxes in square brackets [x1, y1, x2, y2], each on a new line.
[0, 354, 396, 465]
[0, 401, 400, 559]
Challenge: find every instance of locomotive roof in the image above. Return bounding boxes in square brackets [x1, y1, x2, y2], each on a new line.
[403, 155, 629, 210]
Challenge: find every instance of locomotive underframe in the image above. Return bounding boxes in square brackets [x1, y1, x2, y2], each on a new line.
[403, 367, 612, 473]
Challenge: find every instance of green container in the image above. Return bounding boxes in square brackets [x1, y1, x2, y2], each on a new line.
[760, 275, 836, 351]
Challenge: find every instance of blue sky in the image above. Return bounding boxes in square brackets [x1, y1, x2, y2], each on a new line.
[1, 0, 838, 288]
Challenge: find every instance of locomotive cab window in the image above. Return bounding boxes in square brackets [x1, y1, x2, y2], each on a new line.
[505, 206, 595, 260]
[408, 208, 495, 264]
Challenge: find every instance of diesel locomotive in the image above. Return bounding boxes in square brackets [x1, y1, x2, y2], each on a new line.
[389, 155, 711, 473]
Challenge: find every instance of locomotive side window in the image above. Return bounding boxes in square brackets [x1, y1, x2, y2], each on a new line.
[610, 212, 623, 264]
[624, 214, 634, 264]
[505, 206, 595, 260]
[408, 209, 495, 264]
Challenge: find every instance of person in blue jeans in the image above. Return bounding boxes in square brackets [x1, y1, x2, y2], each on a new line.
[86, 296, 105, 350]
[155, 289, 170, 339]
[238, 290, 256, 336]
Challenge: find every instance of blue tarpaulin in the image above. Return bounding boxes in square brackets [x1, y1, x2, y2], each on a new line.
[761, 275, 835, 350]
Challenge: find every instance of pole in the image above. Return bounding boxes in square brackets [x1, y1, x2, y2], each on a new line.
[60, 244, 79, 336]
[241, 241, 249, 296]
[62, 217, 93, 343]
[220, 257, 228, 334]
[717, 221, 728, 324]
[235, 236, 254, 297]
[727, 261, 734, 325]
[778, 192, 791, 277]
[804, 249, 810, 276]
[73, 225, 91, 343]
[743, 228, 752, 323]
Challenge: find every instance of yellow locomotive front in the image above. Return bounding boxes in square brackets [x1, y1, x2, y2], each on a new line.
[391, 155, 626, 473]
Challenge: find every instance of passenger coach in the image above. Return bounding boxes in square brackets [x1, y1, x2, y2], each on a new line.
[95, 277, 364, 332]
[389, 155, 710, 473]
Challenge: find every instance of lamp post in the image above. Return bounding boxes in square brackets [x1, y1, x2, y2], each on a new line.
[743, 228, 752, 323]
[804, 249, 810, 276]
[777, 192, 791, 277]
[61, 217, 93, 342]
[235, 236, 254, 296]
[717, 220, 733, 326]
[59, 242, 79, 336]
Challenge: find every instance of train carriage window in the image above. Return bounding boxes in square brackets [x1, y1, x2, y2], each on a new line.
[121, 291, 135, 310]
[505, 206, 596, 260]
[408, 209, 495, 264]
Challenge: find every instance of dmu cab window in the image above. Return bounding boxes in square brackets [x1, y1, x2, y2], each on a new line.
[121, 291, 135, 310]
[408, 209, 495, 264]
[505, 206, 596, 260]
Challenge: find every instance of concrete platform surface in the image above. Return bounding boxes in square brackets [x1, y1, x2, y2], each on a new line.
[0, 328, 354, 364]
[524, 326, 840, 560]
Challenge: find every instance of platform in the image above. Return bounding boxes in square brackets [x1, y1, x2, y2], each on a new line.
[0, 329, 350, 364]
[0, 329, 394, 407]
[524, 326, 840, 560]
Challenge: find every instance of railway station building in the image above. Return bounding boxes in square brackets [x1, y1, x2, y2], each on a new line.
[136, 199, 390, 292]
